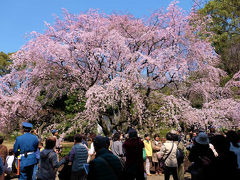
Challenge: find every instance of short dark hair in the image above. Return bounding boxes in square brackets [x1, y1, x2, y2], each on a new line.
[154, 134, 160, 139]
[113, 132, 121, 141]
[171, 133, 179, 141]
[0, 136, 4, 144]
[9, 149, 14, 156]
[144, 134, 149, 138]
[45, 137, 56, 149]
[166, 132, 172, 141]
[74, 134, 83, 143]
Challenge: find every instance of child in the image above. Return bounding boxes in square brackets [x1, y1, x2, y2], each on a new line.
[37, 137, 67, 180]
[39, 142, 44, 152]
[4, 149, 14, 174]
[4, 149, 17, 180]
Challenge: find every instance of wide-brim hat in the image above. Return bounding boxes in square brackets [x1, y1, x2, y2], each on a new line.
[195, 132, 209, 145]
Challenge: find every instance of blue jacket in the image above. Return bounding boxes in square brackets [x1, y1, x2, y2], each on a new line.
[69, 143, 88, 172]
[13, 132, 38, 167]
[37, 149, 66, 180]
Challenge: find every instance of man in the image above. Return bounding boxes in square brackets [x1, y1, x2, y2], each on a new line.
[69, 134, 88, 180]
[52, 129, 62, 154]
[13, 122, 38, 180]
[87, 136, 122, 180]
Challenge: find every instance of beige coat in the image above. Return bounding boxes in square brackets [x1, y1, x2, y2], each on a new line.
[151, 140, 161, 162]
[158, 140, 178, 167]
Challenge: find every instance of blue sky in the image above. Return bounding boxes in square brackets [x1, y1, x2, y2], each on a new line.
[0, 0, 194, 53]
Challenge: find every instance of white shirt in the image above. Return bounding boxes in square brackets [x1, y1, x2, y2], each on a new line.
[88, 142, 95, 155]
[4, 155, 14, 173]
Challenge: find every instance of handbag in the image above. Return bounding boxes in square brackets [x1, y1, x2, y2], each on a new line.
[158, 142, 174, 169]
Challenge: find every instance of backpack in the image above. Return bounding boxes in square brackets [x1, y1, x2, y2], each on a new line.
[176, 142, 184, 166]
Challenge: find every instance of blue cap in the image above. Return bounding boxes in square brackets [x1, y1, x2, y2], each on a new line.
[22, 122, 33, 128]
[51, 129, 58, 134]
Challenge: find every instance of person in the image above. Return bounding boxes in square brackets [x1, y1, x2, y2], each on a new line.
[158, 132, 178, 180]
[31, 130, 40, 180]
[37, 137, 67, 180]
[4, 149, 15, 176]
[143, 134, 152, 176]
[81, 134, 88, 147]
[0, 136, 8, 165]
[226, 130, 240, 169]
[13, 122, 38, 180]
[171, 131, 185, 180]
[0, 136, 7, 180]
[52, 129, 62, 154]
[112, 132, 124, 159]
[87, 136, 122, 180]
[186, 131, 198, 151]
[122, 129, 144, 180]
[188, 132, 215, 180]
[207, 135, 240, 180]
[151, 134, 161, 175]
[88, 134, 96, 163]
[0, 157, 3, 180]
[68, 134, 89, 180]
[207, 125, 216, 141]
[39, 142, 44, 152]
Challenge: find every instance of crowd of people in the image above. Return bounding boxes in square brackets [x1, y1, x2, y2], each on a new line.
[0, 122, 240, 180]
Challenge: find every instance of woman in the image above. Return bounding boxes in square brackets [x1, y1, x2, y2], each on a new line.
[112, 133, 124, 157]
[188, 132, 215, 180]
[123, 129, 144, 180]
[143, 134, 152, 176]
[37, 137, 67, 180]
[151, 134, 161, 175]
[87, 134, 96, 162]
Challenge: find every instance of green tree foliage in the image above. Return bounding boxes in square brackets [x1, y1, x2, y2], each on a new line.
[0, 51, 12, 77]
[200, 0, 240, 75]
